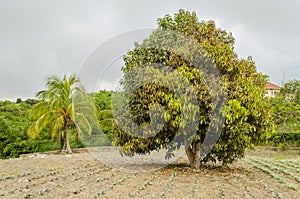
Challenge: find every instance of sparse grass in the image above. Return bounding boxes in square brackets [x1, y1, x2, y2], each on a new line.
[215, 177, 226, 199]
[91, 174, 134, 198]
[189, 173, 199, 199]
[139, 171, 160, 190]
[244, 186, 256, 199]
[158, 173, 177, 199]
[259, 181, 284, 199]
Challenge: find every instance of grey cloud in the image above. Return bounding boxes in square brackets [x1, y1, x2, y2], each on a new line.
[0, 0, 299, 100]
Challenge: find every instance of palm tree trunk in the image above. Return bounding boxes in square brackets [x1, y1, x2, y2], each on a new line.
[61, 121, 72, 154]
[75, 131, 78, 147]
[60, 131, 64, 149]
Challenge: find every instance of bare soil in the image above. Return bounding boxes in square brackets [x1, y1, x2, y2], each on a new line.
[0, 147, 299, 199]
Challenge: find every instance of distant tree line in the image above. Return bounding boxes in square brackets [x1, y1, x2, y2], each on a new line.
[0, 90, 113, 159]
[0, 80, 299, 159]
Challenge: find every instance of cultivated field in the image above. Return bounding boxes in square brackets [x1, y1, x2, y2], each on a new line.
[0, 147, 299, 199]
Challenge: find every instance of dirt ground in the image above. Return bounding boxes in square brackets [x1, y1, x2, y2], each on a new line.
[0, 147, 299, 199]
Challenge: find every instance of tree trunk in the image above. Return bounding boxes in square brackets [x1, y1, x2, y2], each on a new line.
[61, 122, 72, 154]
[193, 140, 201, 169]
[75, 131, 78, 147]
[185, 139, 201, 169]
[60, 131, 64, 149]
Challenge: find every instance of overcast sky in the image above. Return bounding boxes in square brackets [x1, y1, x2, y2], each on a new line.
[1, 0, 300, 101]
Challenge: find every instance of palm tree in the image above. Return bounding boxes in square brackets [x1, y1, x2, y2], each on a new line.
[28, 74, 93, 154]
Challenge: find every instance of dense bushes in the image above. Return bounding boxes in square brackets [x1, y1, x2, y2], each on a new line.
[0, 100, 37, 158]
[92, 90, 114, 141]
[267, 80, 300, 148]
[268, 132, 300, 147]
[0, 100, 67, 158]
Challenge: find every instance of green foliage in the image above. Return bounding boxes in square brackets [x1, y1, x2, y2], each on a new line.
[280, 79, 300, 105]
[92, 90, 114, 140]
[269, 80, 300, 134]
[0, 100, 50, 158]
[88, 90, 114, 144]
[112, 9, 273, 167]
[268, 132, 300, 147]
[92, 90, 112, 110]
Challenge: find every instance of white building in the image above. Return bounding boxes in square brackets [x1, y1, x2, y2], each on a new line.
[265, 82, 281, 98]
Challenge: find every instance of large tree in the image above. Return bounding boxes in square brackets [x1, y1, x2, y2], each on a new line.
[112, 10, 273, 169]
[28, 74, 92, 154]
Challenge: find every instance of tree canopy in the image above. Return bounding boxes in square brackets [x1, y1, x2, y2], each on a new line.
[112, 9, 273, 168]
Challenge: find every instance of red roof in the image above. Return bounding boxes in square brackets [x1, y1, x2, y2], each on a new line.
[265, 82, 281, 90]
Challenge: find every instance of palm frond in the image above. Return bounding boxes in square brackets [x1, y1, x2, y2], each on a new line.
[28, 110, 58, 138]
[30, 100, 49, 119]
[50, 115, 64, 139]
